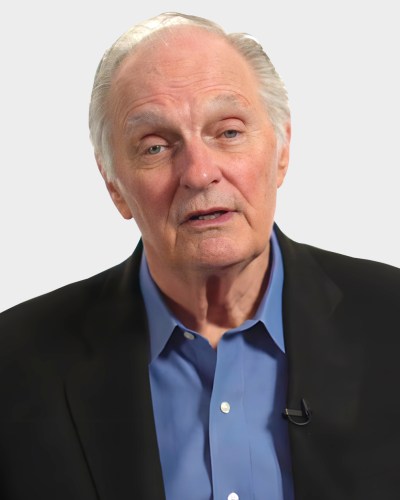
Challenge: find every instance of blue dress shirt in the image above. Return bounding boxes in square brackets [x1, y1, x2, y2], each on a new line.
[140, 229, 294, 500]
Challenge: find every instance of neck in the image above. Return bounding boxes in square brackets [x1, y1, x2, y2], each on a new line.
[147, 246, 271, 348]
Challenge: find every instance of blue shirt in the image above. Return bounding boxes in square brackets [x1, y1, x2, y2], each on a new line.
[140, 230, 294, 500]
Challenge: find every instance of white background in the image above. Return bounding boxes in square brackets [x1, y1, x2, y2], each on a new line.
[1, 0, 399, 312]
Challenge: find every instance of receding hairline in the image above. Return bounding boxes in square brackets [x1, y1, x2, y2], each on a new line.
[109, 23, 254, 88]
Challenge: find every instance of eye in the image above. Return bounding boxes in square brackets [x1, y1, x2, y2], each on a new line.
[223, 129, 239, 139]
[146, 144, 166, 155]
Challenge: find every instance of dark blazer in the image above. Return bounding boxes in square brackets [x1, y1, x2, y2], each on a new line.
[1, 226, 400, 500]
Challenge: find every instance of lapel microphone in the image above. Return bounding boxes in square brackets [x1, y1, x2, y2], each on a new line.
[283, 398, 312, 426]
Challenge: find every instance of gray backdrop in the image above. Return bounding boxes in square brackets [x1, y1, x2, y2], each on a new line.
[1, 0, 399, 312]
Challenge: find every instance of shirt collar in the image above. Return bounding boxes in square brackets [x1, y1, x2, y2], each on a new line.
[140, 227, 285, 363]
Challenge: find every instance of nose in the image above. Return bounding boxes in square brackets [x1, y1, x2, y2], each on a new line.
[178, 139, 222, 190]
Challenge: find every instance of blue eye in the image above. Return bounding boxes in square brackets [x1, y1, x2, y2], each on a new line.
[223, 130, 238, 138]
[147, 145, 164, 155]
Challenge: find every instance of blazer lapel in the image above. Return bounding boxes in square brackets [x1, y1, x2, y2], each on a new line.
[276, 227, 365, 498]
[65, 245, 165, 500]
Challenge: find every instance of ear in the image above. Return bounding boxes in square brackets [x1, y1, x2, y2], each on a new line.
[96, 156, 133, 220]
[277, 122, 291, 188]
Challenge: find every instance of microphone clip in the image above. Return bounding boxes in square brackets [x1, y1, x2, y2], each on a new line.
[283, 398, 312, 426]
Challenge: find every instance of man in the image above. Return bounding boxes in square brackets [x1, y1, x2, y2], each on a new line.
[0, 12, 399, 500]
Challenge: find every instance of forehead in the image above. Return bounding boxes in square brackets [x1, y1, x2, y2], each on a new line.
[109, 27, 263, 113]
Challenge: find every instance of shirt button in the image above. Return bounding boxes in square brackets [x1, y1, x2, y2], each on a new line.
[220, 401, 231, 414]
[228, 493, 239, 500]
[183, 331, 195, 340]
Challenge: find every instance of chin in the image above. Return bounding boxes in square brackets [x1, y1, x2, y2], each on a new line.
[190, 237, 258, 270]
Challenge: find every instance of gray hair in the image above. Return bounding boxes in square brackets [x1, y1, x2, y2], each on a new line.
[89, 12, 290, 178]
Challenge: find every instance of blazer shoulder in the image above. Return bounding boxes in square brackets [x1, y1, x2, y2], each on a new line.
[0, 256, 133, 347]
[308, 243, 400, 283]
[297, 241, 400, 307]
[275, 226, 400, 304]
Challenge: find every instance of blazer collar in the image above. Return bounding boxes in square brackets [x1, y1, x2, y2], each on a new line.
[275, 224, 343, 403]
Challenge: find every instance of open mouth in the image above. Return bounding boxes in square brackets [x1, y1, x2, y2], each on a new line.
[189, 210, 228, 221]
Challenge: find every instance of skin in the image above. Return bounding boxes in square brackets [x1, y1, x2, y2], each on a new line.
[99, 27, 291, 347]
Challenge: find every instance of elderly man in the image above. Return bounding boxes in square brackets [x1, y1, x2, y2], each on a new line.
[1, 12, 400, 500]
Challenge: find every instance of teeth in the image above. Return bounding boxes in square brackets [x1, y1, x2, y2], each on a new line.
[196, 211, 224, 220]
[198, 212, 221, 220]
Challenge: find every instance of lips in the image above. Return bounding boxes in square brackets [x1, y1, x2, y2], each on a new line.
[181, 208, 236, 226]
[181, 205, 236, 225]
[189, 210, 227, 221]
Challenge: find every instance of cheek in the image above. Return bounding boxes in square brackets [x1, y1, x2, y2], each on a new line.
[121, 171, 176, 227]
[228, 153, 277, 202]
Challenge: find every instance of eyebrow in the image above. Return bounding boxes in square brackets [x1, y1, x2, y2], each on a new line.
[126, 111, 166, 129]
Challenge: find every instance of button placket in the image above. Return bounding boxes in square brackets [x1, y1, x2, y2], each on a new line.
[209, 333, 251, 500]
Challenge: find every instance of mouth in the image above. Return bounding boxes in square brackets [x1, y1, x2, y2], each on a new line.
[182, 208, 235, 226]
[188, 210, 228, 221]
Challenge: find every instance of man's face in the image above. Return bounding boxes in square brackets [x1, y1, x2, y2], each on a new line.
[102, 27, 290, 276]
